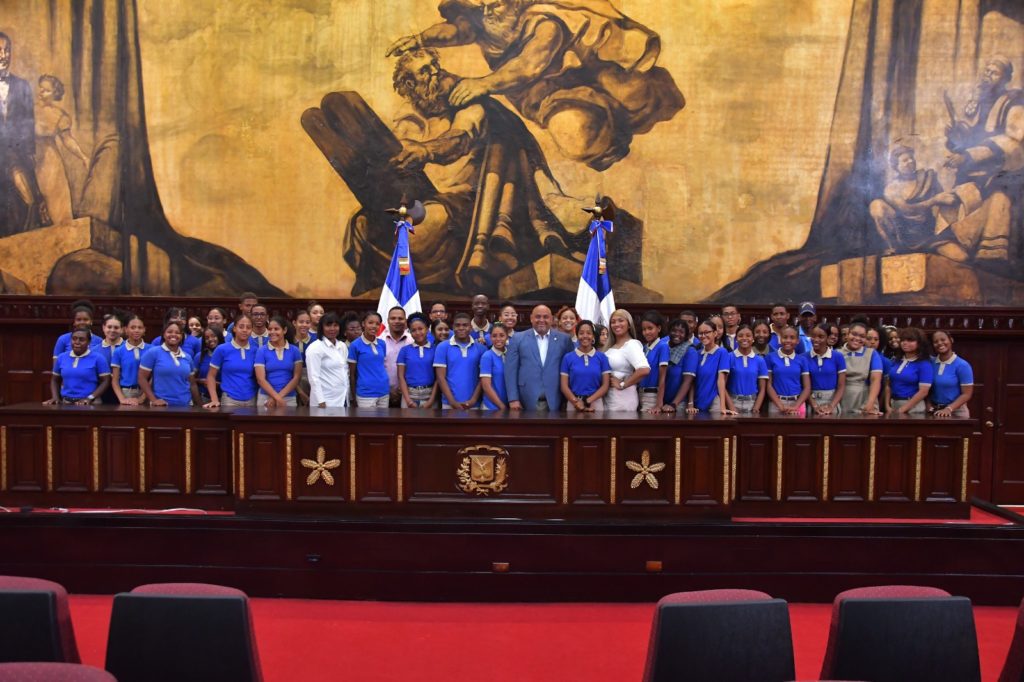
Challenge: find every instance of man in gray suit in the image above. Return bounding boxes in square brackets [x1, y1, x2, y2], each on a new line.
[505, 305, 575, 410]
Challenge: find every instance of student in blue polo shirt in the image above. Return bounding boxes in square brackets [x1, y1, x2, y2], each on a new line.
[684, 320, 734, 414]
[659, 319, 693, 412]
[888, 327, 933, 415]
[204, 314, 258, 408]
[138, 322, 200, 407]
[95, 313, 125, 404]
[112, 315, 149, 405]
[348, 311, 390, 408]
[805, 323, 847, 415]
[434, 312, 484, 410]
[255, 316, 304, 408]
[725, 325, 768, 414]
[638, 310, 669, 413]
[398, 314, 437, 408]
[292, 309, 317, 405]
[865, 326, 894, 413]
[44, 329, 111, 405]
[151, 307, 201, 358]
[480, 323, 510, 410]
[194, 326, 223, 402]
[929, 330, 974, 417]
[560, 320, 611, 412]
[53, 303, 102, 359]
[765, 325, 811, 416]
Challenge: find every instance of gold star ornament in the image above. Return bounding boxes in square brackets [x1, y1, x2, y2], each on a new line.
[301, 446, 341, 486]
[625, 450, 666, 489]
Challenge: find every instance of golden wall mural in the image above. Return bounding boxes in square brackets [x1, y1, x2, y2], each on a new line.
[0, 0, 1021, 305]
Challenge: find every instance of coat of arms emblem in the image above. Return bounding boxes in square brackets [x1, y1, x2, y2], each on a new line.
[456, 445, 509, 496]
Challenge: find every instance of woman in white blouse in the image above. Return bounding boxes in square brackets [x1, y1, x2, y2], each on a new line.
[602, 309, 650, 411]
[305, 312, 350, 408]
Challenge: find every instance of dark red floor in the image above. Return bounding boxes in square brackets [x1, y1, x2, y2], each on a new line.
[67, 596, 1017, 681]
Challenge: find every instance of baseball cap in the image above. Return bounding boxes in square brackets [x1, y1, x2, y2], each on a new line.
[799, 302, 816, 316]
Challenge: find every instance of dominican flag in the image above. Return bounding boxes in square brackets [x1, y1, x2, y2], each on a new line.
[575, 219, 616, 325]
[377, 218, 422, 323]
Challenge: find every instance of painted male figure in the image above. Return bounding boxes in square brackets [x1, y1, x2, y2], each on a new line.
[0, 32, 48, 235]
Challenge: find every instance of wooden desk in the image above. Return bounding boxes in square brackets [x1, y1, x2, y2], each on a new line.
[0, 405, 974, 518]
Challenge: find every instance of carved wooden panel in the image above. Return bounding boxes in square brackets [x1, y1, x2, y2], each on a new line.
[291, 432, 347, 503]
[874, 435, 916, 503]
[405, 436, 558, 504]
[52, 425, 92, 493]
[781, 434, 823, 503]
[353, 433, 396, 503]
[6, 425, 46, 492]
[829, 435, 870, 502]
[100, 426, 138, 493]
[567, 436, 609, 505]
[921, 436, 962, 504]
[736, 434, 774, 502]
[145, 427, 186, 495]
[192, 427, 231, 496]
[617, 436, 675, 506]
[244, 431, 285, 501]
[679, 435, 725, 507]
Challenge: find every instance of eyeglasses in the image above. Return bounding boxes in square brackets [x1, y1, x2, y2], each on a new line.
[697, 330, 713, 337]
[251, 312, 267, 317]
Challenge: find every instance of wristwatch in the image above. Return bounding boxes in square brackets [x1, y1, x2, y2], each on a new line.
[581, 396, 591, 408]
[619, 380, 625, 389]
[86, 394, 95, 402]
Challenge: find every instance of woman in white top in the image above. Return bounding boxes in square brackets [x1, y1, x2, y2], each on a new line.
[306, 312, 350, 408]
[602, 309, 650, 411]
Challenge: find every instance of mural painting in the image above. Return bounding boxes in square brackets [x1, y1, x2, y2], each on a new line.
[0, 0, 1020, 306]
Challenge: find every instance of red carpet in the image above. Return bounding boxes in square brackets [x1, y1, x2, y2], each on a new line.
[67, 596, 1016, 681]
[733, 506, 1014, 525]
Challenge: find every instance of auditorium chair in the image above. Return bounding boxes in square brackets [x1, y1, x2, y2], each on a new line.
[0, 576, 80, 664]
[641, 589, 795, 682]
[105, 583, 263, 682]
[819, 585, 981, 682]
[0, 662, 116, 681]
[998, 596, 1024, 682]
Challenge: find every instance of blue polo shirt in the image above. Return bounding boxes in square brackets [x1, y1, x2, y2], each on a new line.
[664, 343, 694, 405]
[139, 346, 195, 406]
[53, 350, 110, 399]
[766, 350, 809, 397]
[727, 350, 768, 396]
[806, 349, 847, 391]
[398, 342, 436, 387]
[255, 343, 303, 397]
[111, 342, 149, 387]
[250, 332, 270, 349]
[686, 346, 730, 411]
[471, 322, 492, 347]
[96, 340, 123, 368]
[879, 354, 893, 381]
[348, 336, 389, 398]
[194, 351, 215, 383]
[151, 334, 200, 358]
[930, 355, 973, 406]
[210, 341, 258, 401]
[889, 357, 934, 400]
[479, 348, 508, 410]
[53, 331, 102, 359]
[640, 338, 669, 389]
[294, 333, 318, 361]
[560, 348, 611, 398]
[433, 338, 484, 405]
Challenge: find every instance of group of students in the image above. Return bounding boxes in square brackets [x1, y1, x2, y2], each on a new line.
[45, 295, 974, 418]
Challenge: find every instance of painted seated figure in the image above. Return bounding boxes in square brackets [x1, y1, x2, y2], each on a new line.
[869, 145, 958, 255]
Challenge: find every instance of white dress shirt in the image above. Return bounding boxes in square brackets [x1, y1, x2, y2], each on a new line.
[306, 337, 350, 407]
[535, 329, 549, 366]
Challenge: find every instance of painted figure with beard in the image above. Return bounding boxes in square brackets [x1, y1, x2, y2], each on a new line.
[386, 0, 684, 171]
[937, 56, 1024, 265]
[0, 33, 49, 235]
[340, 48, 579, 295]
